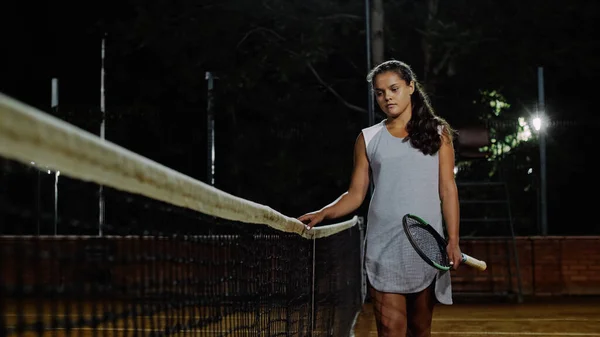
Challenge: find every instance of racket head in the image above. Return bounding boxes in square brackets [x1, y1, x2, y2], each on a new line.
[402, 214, 451, 271]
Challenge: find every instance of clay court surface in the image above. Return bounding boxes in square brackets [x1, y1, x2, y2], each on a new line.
[353, 297, 600, 336]
[3, 297, 599, 336]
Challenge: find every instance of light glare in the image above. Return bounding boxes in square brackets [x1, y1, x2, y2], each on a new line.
[532, 117, 542, 131]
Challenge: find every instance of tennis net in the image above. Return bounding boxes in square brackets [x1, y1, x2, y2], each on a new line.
[0, 93, 365, 336]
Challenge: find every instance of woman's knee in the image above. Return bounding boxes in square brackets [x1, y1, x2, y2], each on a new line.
[370, 287, 410, 336]
[378, 310, 408, 336]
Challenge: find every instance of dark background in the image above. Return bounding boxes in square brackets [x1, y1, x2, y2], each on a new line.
[1, 0, 598, 235]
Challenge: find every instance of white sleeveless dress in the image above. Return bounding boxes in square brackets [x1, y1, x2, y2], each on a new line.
[362, 120, 453, 305]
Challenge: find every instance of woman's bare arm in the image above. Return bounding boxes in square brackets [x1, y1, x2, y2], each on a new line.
[298, 133, 371, 228]
[439, 130, 462, 268]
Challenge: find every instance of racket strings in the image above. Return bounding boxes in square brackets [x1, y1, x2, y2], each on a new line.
[407, 224, 449, 267]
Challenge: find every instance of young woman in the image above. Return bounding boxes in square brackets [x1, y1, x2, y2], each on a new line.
[298, 60, 462, 337]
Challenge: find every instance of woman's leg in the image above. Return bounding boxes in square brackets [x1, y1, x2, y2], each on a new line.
[370, 286, 408, 337]
[406, 282, 436, 337]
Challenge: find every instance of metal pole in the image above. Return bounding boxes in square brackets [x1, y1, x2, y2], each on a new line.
[51, 78, 59, 109]
[51, 78, 59, 235]
[54, 171, 59, 235]
[365, 0, 376, 200]
[206, 71, 215, 185]
[100, 36, 106, 139]
[365, 0, 374, 128]
[36, 170, 41, 235]
[99, 35, 106, 236]
[538, 67, 548, 235]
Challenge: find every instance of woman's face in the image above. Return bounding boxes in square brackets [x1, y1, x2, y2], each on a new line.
[373, 71, 414, 118]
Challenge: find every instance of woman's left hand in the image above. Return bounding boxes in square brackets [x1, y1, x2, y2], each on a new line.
[446, 241, 463, 270]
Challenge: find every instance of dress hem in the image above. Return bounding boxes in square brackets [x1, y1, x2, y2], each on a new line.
[365, 268, 454, 305]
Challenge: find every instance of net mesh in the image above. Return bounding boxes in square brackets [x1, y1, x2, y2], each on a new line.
[0, 93, 364, 336]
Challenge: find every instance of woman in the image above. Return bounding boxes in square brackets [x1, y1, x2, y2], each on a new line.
[298, 60, 462, 337]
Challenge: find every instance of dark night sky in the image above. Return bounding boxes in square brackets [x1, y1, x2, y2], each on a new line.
[3, 2, 599, 126]
[2, 2, 104, 110]
[2, 1, 600, 235]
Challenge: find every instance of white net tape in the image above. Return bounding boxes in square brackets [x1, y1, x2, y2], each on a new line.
[0, 92, 357, 239]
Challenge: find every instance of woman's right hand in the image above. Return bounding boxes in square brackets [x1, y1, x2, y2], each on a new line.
[297, 210, 327, 230]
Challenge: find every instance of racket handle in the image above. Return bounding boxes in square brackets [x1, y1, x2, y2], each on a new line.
[461, 253, 487, 271]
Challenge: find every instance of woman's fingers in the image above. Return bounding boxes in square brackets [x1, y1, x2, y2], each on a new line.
[305, 215, 319, 229]
[298, 212, 322, 230]
[447, 246, 463, 270]
[298, 213, 315, 228]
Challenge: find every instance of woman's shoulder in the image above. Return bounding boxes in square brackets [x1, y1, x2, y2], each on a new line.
[361, 119, 386, 133]
[361, 120, 386, 148]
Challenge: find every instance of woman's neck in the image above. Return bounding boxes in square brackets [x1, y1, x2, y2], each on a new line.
[386, 111, 411, 129]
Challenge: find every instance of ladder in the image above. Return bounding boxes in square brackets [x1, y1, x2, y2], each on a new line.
[456, 180, 524, 303]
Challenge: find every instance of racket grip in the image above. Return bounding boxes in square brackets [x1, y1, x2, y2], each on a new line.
[461, 253, 487, 271]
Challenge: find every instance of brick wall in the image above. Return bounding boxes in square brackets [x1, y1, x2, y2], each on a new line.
[3, 235, 599, 298]
[452, 236, 600, 296]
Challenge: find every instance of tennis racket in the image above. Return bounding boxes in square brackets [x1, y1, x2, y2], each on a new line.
[402, 214, 487, 271]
